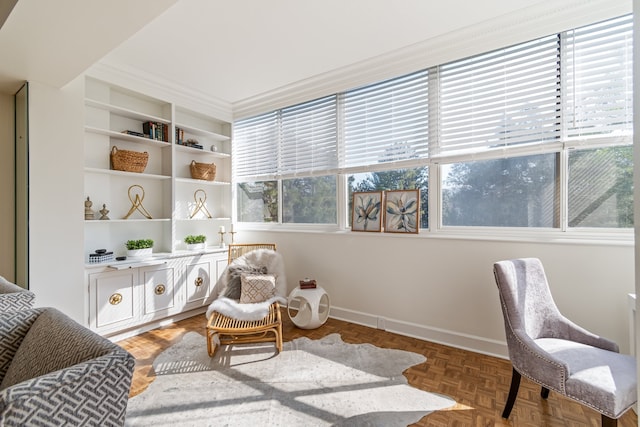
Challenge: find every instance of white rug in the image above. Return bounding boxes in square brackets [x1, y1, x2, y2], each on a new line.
[125, 332, 456, 426]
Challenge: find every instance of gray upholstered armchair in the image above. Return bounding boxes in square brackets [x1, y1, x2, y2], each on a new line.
[0, 276, 35, 311]
[0, 307, 135, 426]
[493, 258, 637, 427]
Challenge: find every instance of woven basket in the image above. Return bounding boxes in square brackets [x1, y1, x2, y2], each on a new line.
[110, 146, 148, 173]
[190, 160, 216, 181]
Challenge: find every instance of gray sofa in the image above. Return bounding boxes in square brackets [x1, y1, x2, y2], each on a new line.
[0, 276, 35, 311]
[0, 307, 135, 426]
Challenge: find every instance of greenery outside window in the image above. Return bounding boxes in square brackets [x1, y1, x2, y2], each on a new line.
[442, 154, 559, 227]
[283, 176, 337, 224]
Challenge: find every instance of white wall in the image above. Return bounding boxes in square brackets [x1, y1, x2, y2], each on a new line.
[243, 230, 634, 357]
[27, 78, 85, 323]
[0, 93, 14, 280]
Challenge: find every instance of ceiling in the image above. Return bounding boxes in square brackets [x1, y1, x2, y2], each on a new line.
[0, 0, 618, 105]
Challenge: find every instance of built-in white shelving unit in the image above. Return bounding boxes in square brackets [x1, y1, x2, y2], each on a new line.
[83, 77, 233, 338]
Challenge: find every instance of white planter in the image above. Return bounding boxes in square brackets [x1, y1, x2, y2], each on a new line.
[126, 248, 153, 259]
[186, 243, 206, 251]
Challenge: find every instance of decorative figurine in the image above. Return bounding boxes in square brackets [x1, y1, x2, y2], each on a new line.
[84, 197, 95, 220]
[124, 185, 153, 219]
[190, 189, 212, 219]
[99, 204, 110, 220]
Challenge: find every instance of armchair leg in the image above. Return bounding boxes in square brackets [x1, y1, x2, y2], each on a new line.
[601, 414, 617, 427]
[502, 368, 521, 419]
[541, 387, 549, 399]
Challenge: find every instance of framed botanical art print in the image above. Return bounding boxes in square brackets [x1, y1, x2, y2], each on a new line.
[351, 191, 383, 232]
[384, 189, 420, 233]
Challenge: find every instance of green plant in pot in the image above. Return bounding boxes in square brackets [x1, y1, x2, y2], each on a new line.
[184, 234, 206, 250]
[125, 239, 154, 258]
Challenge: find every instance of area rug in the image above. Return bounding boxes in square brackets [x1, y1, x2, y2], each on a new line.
[125, 332, 456, 426]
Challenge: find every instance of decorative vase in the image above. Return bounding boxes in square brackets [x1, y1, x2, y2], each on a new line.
[126, 247, 153, 259]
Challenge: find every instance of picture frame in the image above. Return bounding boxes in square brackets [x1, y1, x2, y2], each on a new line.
[351, 191, 383, 232]
[384, 189, 420, 234]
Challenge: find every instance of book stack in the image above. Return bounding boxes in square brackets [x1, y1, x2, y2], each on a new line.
[299, 278, 317, 289]
[122, 130, 146, 138]
[89, 251, 114, 264]
[175, 127, 185, 145]
[142, 121, 169, 142]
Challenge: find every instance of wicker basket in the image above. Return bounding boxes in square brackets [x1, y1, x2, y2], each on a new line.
[190, 160, 216, 181]
[110, 146, 149, 173]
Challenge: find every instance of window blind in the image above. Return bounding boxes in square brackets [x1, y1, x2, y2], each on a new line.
[233, 111, 278, 178]
[280, 95, 338, 175]
[562, 14, 633, 141]
[342, 70, 429, 168]
[437, 35, 561, 156]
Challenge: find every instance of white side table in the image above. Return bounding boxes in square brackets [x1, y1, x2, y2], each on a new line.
[287, 286, 330, 329]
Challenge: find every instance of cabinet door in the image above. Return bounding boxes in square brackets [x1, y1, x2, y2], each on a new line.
[141, 265, 175, 315]
[185, 260, 211, 305]
[90, 269, 137, 331]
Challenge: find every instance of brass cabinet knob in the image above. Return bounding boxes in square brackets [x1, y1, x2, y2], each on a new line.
[109, 293, 123, 305]
[155, 284, 166, 295]
[195, 277, 203, 287]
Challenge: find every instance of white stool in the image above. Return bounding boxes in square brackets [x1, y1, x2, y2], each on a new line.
[287, 286, 330, 329]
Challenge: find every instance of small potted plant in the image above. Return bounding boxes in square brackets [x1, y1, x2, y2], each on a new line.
[184, 234, 206, 251]
[125, 239, 154, 258]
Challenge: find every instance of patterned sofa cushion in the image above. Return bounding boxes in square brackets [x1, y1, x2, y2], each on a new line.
[1, 308, 119, 389]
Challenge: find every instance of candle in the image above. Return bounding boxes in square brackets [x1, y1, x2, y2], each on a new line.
[230, 223, 234, 233]
[219, 225, 225, 233]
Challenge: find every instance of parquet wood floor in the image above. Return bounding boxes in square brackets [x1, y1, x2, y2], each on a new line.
[118, 314, 638, 427]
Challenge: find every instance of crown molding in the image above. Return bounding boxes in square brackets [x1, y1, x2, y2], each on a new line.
[233, 0, 631, 120]
[86, 61, 233, 121]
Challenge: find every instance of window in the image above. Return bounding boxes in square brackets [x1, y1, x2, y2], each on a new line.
[236, 181, 278, 223]
[437, 36, 561, 156]
[568, 146, 633, 228]
[233, 14, 633, 233]
[343, 70, 429, 167]
[442, 154, 559, 227]
[283, 176, 337, 224]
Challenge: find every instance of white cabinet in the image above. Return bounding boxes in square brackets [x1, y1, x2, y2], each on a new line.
[87, 251, 227, 338]
[140, 264, 176, 317]
[83, 77, 232, 260]
[89, 268, 138, 333]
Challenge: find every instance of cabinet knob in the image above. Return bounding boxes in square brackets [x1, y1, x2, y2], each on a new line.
[195, 277, 204, 287]
[155, 284, 166, 295]
[109, 293, 123, 305]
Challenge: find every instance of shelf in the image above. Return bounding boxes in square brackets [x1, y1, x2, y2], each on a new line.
[84, 167, 171, 180]
[175, 177, 230, 186]
[175, 217, 231, 221]
[85, 98, 169, 124]
[174, 144, 230, 158]
[85, 126, 172, 148]
[85, 218, 171, 224]
[174, 122, 230, 141]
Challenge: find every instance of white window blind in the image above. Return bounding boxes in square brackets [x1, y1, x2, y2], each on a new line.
[280, 95, 337, 175]
[342, 70, 429, 168]
[233, 111, 278, 178]
[562, 14, 633, 141]
[437, 35, 561, 156]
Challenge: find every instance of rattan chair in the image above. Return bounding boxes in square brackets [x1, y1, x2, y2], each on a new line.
[206, 243, 283, 356]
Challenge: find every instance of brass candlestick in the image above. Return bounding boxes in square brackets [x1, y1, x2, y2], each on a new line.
[229, 231, 236, 244]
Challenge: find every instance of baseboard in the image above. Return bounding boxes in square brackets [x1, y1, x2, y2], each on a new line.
[104, 308, 207, 343]
[329, 306, 509, 360]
